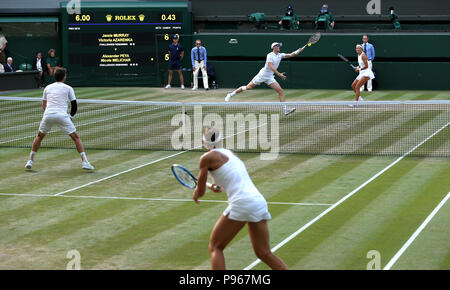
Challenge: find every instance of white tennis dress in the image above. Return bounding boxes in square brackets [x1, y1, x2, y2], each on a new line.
[209, 148, 271, 222]
[356, 53, 375, 80]
[251, 52, 286, 86]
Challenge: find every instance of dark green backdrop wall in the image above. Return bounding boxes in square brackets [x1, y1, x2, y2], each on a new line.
[191, 32, 450, 90]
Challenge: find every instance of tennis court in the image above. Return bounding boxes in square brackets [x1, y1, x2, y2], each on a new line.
[0, 88, 449, 269]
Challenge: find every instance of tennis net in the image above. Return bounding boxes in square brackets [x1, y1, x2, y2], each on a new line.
[1, 96, 449, 157]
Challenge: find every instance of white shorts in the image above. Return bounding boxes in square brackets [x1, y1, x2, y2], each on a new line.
[251, 73, 276, 86]
[356, 68, 375, 80]
[39, 112, 76, 135]
[223, 196, 272, 222]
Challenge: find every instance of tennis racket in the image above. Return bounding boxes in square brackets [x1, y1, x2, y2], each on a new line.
[301, 32, 321, 50]
[338, 53, 356, 69]
[171, 164, 220, 191]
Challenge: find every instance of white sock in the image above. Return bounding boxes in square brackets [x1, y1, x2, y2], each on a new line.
[29, 151, 36, 161]
[80, 152, 88, 162]
[230, 91, 237, 97]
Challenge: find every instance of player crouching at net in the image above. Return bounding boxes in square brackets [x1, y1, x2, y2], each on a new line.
[352, 44, 374, 101]
[193, 127, 288, 270]
[225, 42, 304, 115]
[25, 68, 94, 171]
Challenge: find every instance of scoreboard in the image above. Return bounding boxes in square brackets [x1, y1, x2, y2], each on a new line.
[60, 2, 192, 86]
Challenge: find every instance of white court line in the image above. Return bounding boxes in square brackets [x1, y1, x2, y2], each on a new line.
[244, 121, 450, 270]
[53, 151, 187, 196]
[54, 121, 268, 196]
[383, 191, 450, 270]
[0, 192, 332, 206]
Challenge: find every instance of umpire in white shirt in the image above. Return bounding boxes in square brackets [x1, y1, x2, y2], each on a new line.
[361, 34, 375, 92]
[191, 39, 209, 90]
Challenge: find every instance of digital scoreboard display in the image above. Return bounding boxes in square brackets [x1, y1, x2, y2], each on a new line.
[60, 2, 192, 86]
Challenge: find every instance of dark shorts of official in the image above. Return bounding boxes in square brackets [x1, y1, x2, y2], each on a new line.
[168, 60, 181, 70]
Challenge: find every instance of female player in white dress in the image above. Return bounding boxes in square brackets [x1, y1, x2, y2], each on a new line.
[193, 127, 288, 270]
[351, 44, 375, 101]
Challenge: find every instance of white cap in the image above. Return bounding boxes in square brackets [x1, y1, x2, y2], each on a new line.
[271, 42, 282, 49]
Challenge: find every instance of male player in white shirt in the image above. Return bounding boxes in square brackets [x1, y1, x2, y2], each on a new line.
[225, 42, 304, 115]
[193, 127, 288, 270]
[25, 68, 94, 170]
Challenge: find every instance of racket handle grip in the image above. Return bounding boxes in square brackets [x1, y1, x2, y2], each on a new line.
[206, 182, 220, 191]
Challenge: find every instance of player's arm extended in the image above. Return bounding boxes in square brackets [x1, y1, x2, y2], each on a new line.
[193, 155, 209, 203]
[284, 47, 304, 59]
[268, 62, 286, 80]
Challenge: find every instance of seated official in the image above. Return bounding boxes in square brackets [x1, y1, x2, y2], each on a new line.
[4, 57, 14, 72]
[46, 48, 61, 76]
[315, 4, 335, 30]
[33, 51, 47, 87]
[278, 5, 300, 30]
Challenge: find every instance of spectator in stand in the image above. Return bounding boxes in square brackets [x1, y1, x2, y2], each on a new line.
[46, 48, 61, 76]
[4, 57, 14, 72]
[0, 26, 7, 65]
[315, 4, 335, 30]
[33, 51, 47, 87]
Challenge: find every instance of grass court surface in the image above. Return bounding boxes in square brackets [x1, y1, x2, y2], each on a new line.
[0, 87, 449, 269]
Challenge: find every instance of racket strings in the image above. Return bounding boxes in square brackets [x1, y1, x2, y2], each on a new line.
[173, 167, 196, 187]
[308, 32, 321, 44]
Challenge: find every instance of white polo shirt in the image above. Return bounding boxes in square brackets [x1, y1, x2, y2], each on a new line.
[43, 82, 76, 115]
[258, 52, 286, 77]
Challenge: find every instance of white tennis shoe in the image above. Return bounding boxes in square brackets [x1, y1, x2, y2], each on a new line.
[181, 85, 185, 90]
[25, 160, 33, 169]
[283, 107, 296, 116]
[225, 93, 232, 102]
[82, 161, 95, 170]
[164, 84, 171, 89]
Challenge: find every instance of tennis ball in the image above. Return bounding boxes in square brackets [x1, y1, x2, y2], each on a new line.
[308, 43, 311, 46]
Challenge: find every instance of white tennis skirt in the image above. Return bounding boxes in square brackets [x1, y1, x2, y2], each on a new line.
[356, 68, 375, 80]
[223, 196, 272, 222]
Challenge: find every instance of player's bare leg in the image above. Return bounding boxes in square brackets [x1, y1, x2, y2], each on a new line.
[69, 132, 94, 170]
[25, 131, 46, 169]
[225, 82, 256, 102]
[208, 214, 246, 269]
[269, 81, 285, 102]
[353, 77, 369, 101]
[166, 70, 174, 88]
[248, 220, 288, 270]
[270, 81, 295, 115]
[177, 69, 185, 89]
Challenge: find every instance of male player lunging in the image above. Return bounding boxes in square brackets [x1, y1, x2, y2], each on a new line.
[193, 127, 288, 270]
[225, 42, 304, 115]
[25, 68, 94, 170]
